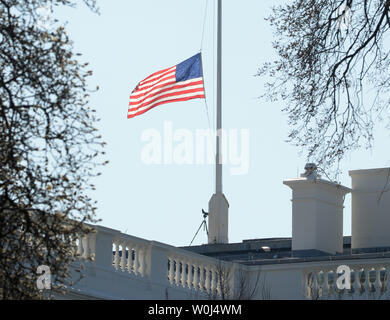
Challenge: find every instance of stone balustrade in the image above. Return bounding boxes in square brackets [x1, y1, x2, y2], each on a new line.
[74, 225, 238, 299]
[166, 251, 232, 297]
[112, 235, 150, 277]
[73, 225, 390, 300]
[304, 263, 390, 300]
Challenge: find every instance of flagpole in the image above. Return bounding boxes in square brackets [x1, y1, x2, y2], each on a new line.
[208, 0, 229, 244]
[216, 0, 222, 194]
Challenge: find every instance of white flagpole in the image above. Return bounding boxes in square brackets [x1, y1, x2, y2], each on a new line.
[208, 0, 229, 244]
[216, 0, 222, 194]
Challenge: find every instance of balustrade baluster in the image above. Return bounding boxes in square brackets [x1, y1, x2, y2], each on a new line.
[187, 262, 193, 289]
[330, 270, 337, 299]
[174, 260, 180, 286]
[120, 242, 126, 272]
[204, 267, 210, 294]
[385, 266, 390, 296]
[211, 269, 217, 296]
[362, 268, 370, 298]
[168, 257, 175, 284]
[312, 272, 319, 299]
[114, 240, 120, 270]
[320, 270, 328, 299]
[138, 246, 145, 276]
[127, 247, 133, 273]
[133, 245, 139, 276]
[192, 264, 199, 290]
[379, 267, 386, 294]
[81, 236, 89, 259]
[355, 267, 362, 297]
[305, 272, 311, 299]
[369, 268, 375, 297]
[199, 266, 204, 291]
[77, 237, 83, 257]
[374, 267, 381, 297]
[180, 261, 187, 287]
[348, 268, 355, 299]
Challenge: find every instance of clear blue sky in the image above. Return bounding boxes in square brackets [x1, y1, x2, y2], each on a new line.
[54, 0, 390, 246]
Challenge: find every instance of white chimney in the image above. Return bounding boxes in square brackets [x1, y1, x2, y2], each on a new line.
[349, 167, 390, 251]
[284, 164, 351, 255]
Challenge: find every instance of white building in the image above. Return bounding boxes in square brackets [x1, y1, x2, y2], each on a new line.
[58, 166, 390, 300]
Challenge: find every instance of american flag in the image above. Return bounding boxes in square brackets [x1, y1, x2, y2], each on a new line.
[128, 53, 205, 119]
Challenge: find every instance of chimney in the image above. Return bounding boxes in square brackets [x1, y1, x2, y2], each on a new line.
[349, 167, 390, 251]
[284, 164, 351, 256]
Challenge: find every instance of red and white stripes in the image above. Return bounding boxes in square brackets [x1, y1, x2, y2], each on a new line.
[128, 65, 205, 119]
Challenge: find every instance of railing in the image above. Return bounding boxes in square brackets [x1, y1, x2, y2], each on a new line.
[75, 226, 390, 300]
[76, 225, 237, 298]
[75, 226, 150, 278]
[166, 250, 233, 297]
[304, 263, 390, 300]
[112, 236, 150, 277]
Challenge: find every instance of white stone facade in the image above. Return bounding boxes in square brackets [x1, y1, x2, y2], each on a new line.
[58, 167, 390, 300]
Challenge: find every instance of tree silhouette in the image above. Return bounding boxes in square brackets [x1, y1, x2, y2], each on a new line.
[0, 0, 105, 299]
[260, 0, 390, 172]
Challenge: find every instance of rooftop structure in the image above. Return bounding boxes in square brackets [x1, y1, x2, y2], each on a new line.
[59, 166, 390, 300]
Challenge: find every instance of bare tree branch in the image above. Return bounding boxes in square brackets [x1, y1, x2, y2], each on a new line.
[260, 0, 390, 174]
[0, 0, 105, 299]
